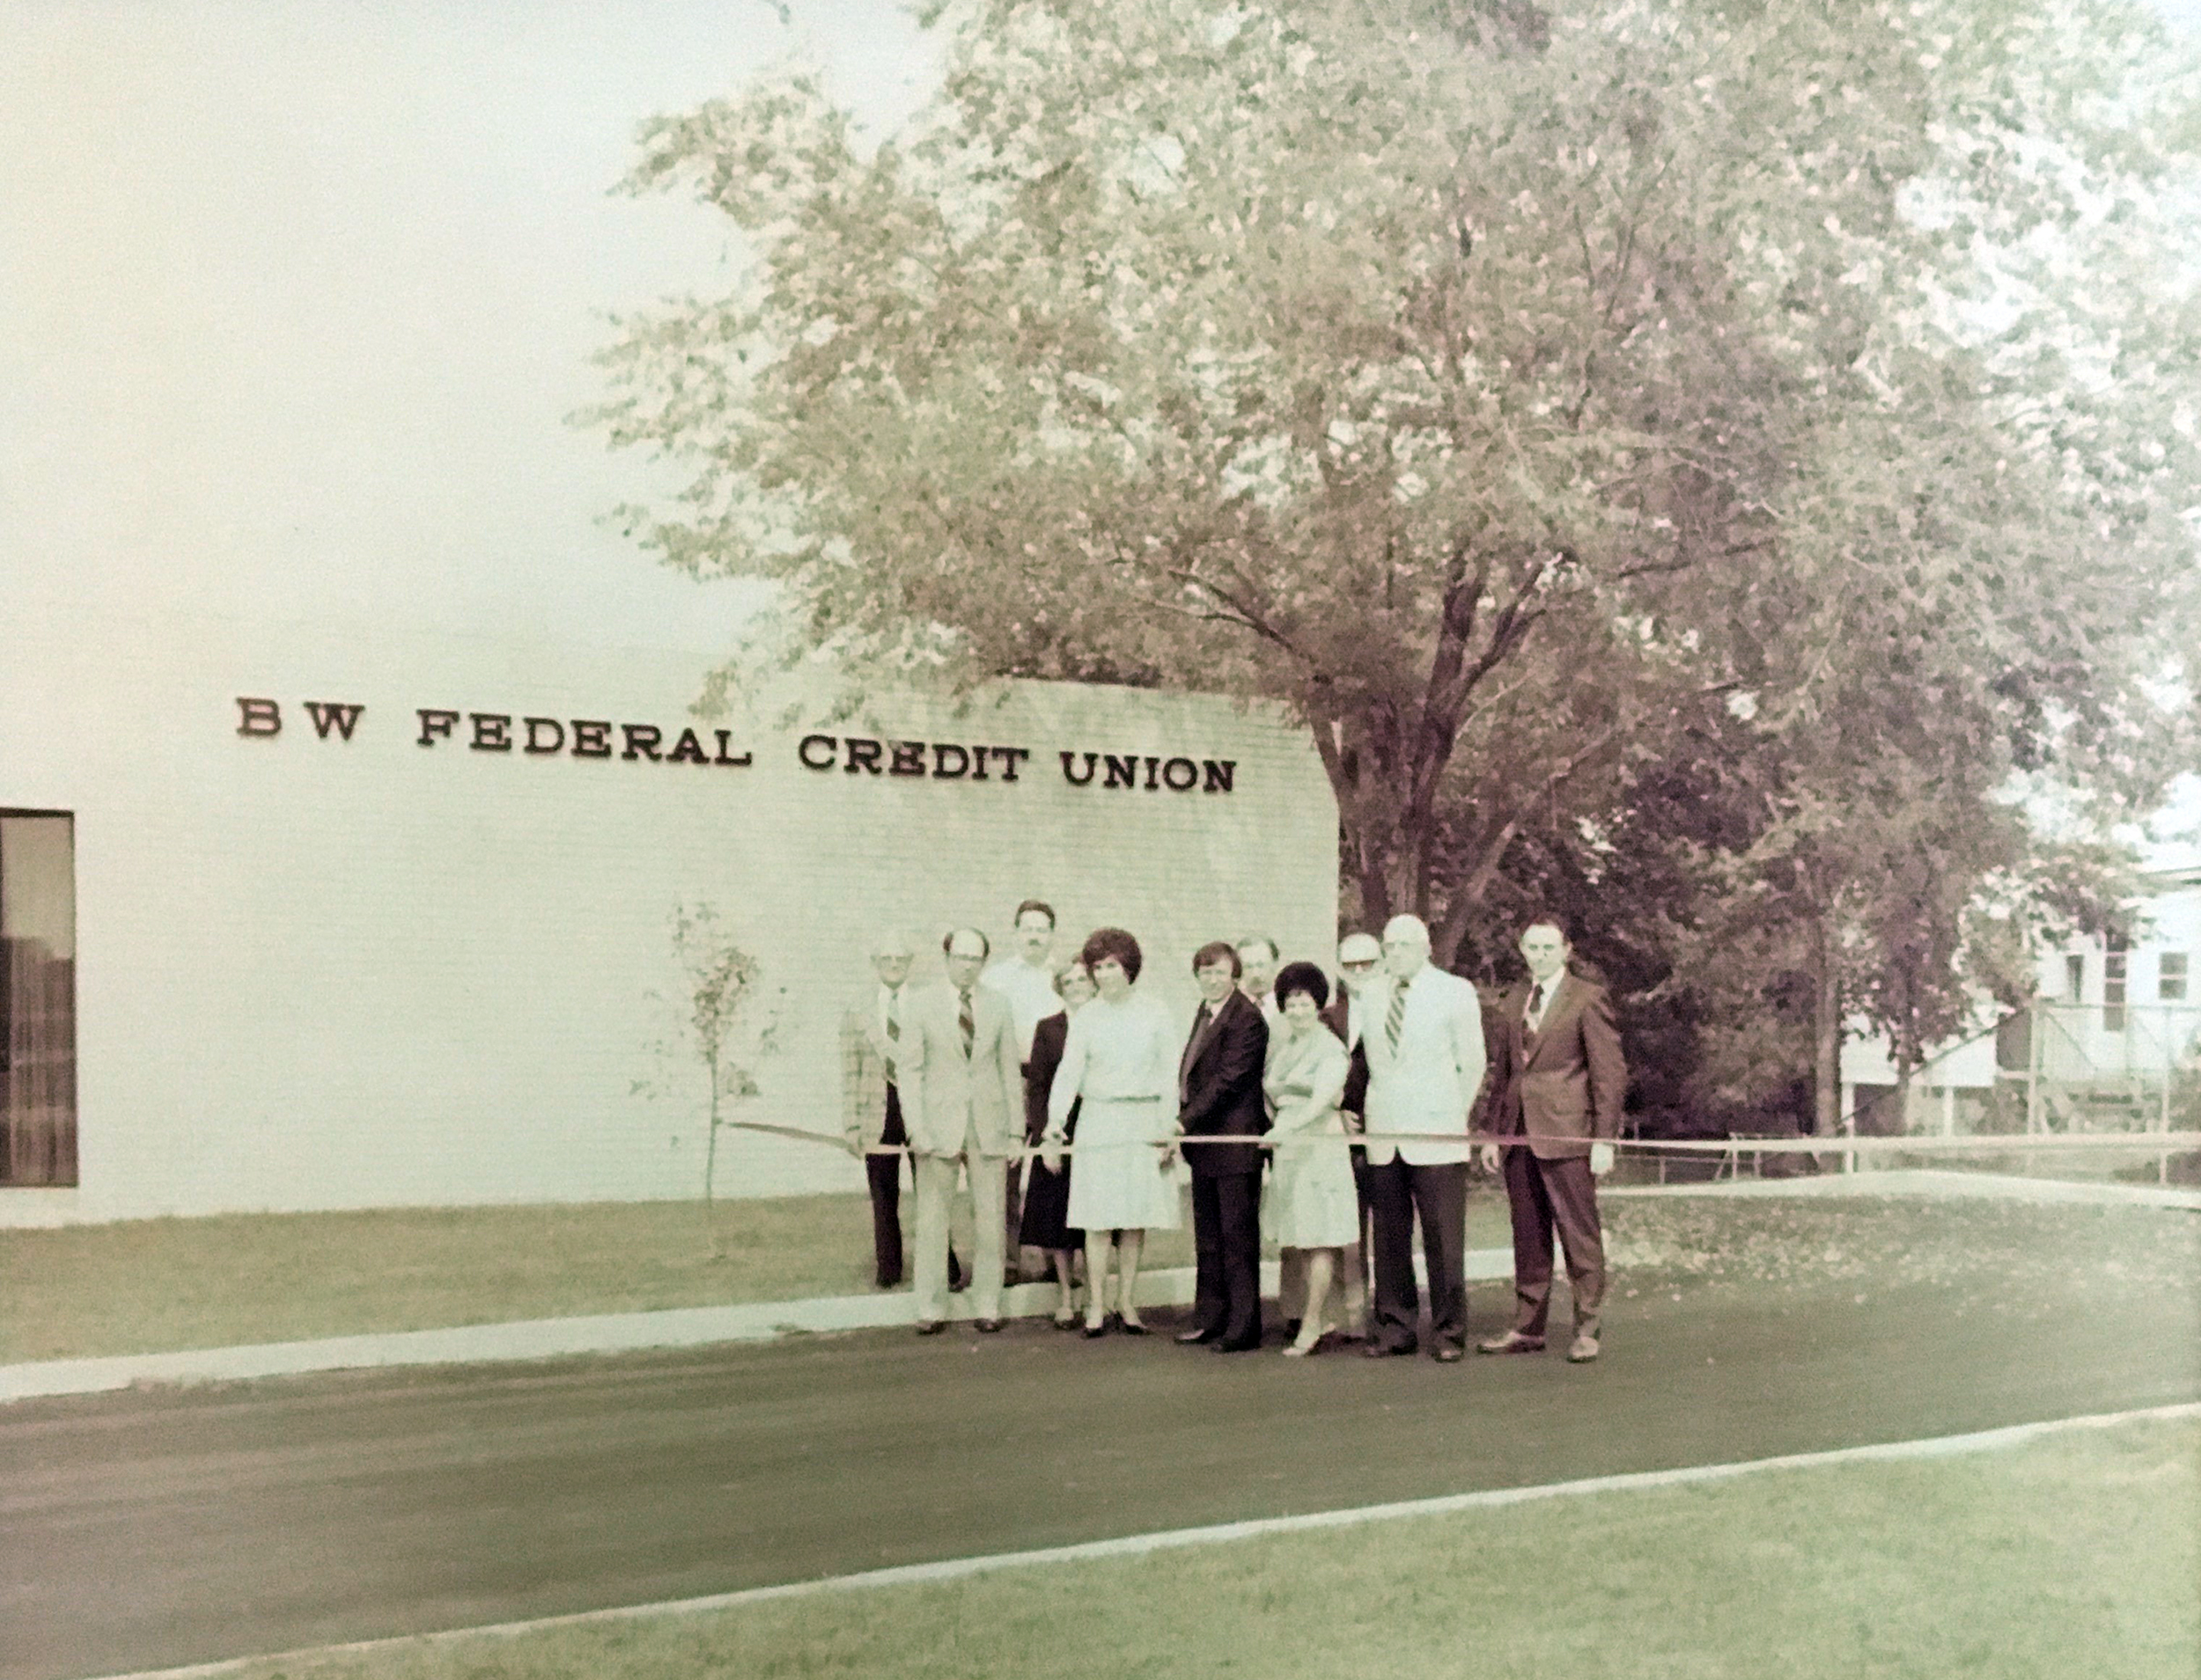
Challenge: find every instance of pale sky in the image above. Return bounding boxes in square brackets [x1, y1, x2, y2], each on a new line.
[3, 0, 2197, 851]
[3, 0, 939, 649]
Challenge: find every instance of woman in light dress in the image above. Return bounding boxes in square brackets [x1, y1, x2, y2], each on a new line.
[1042, 928, 1182, 1337]
[1262, 962, 1362, 1357]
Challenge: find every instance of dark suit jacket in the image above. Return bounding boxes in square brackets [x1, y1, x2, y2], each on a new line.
[1179, 988, 1269, 1177]
[1025, 1011, 1075, 1145]
[1489, 970, 1627, 1161]
[1319, 997, 1371, 1126]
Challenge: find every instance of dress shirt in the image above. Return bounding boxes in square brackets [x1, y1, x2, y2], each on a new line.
[981, 958, 1064, 1063]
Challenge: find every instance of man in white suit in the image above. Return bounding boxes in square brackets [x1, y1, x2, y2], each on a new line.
[1361, 913, 1487, 1361]
[900, 926, 1025, 1334]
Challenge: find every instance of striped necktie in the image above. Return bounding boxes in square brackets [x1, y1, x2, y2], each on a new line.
[958, 988, 975, 1059]
[1385, 981, 1407, 1053]
[885, 991, 901, 1042]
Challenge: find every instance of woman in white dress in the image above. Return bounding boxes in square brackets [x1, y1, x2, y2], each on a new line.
[1262, 962, 1361, 1357]
[1042, 927, 1182, 1336]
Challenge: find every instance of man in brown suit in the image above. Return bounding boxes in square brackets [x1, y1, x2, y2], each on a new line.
[1478, 913, 1626, 1364]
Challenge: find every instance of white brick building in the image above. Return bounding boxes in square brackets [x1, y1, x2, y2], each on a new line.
[0, 604, 1338, 1226]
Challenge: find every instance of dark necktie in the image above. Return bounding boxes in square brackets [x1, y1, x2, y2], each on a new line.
[958, 988, 975, 1059]
[1526, 983, 1546, 1033]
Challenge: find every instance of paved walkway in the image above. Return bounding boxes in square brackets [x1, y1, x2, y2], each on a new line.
[5, 1170, 2190, 1408]
[0, 1254, 1514, 1405]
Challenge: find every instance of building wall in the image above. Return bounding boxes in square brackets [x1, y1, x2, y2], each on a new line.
[0, 605, 1338, 1225]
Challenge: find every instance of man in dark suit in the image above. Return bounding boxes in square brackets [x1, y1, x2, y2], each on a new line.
[1319, 931, 1381, 1337]
[1174, 940, 1270, 1352]
[1478, 912, 1628, 1364]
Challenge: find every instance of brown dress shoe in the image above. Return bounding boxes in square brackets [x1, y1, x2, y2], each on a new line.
[1476, 1330, 1546, 1355]
[1566, 1332, 1601, 1363]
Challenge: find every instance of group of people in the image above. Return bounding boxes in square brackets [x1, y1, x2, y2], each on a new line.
[839, 900, 1628, 1363]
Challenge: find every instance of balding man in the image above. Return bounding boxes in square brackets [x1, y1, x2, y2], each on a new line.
[901, 927, 1024, 1333]
[842, 930, 963, 1293]
[1360, 914, 1487, 1361]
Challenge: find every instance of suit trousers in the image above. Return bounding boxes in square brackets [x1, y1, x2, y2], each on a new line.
[1501, 1146, 1606, 1337]
[1366, 1156, 1469, 1352]
[914, 1127, 1005, 1324]
[1189, 1170, 1264, 1346]
[865, 1086, 911, 1286]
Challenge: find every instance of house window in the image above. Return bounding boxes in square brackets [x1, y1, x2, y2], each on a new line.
[2163, 953, 2190, 1003]
[2103, 939, 2127, 1034]
[2065, 954, 2085, 1001]
[0, 811, 77, 1187]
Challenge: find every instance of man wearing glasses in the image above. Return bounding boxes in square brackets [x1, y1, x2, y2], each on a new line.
[1359, 915, 1487, 1361]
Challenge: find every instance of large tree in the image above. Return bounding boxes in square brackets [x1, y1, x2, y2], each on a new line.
[591, 0, 2198, 988]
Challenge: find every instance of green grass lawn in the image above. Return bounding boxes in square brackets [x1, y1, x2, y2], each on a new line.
[220, 1414, 2201, 1680]
[0, 1194, 1525, 1363]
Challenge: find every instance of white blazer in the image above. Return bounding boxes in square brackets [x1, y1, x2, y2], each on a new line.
[1361, 964, 1487, 1166]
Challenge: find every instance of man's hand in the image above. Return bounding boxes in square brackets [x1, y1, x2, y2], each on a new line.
[1589, 1141, 1616, 1177]
[1477, 1143, 1501, 1175]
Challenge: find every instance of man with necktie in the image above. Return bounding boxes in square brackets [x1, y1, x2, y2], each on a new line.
[901, 926, 1024, 1334]
[1318, 931, 1381, 1335]
[983, 898, 1066, 1284]
[841, 929, 964, 1293]
[1174, 940, 1270, 1352]
[1479, 913, 1627, 1364]
[1360, 913, 1486, 1361]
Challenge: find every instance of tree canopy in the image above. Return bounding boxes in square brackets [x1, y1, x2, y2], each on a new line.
[590, 0, 2200, 1125]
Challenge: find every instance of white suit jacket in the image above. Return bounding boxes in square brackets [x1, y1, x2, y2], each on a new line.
[897, 979, 1022, 1159]
[1361, 964, 1487, 1166]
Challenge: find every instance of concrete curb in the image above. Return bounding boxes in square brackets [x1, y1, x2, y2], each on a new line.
[0, 1251, 1517, 1405]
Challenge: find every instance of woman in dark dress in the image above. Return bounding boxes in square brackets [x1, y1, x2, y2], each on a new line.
[1020, 959, 1094, 1327]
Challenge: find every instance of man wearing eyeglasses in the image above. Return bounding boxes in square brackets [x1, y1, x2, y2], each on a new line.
[1317, 931, 1381, 1337]
[1360, 914, 1486, 1361]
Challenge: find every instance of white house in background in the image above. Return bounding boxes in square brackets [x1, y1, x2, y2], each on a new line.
[1840, 852, 2201, 1135]
[0, 602, 1338, 1227]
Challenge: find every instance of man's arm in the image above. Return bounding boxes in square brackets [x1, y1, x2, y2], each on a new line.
[991, 1002, 1021, 1138]
[1449, 978, 1487, 1120]
[838, 1008, 870, 1150]
[899, 998, 931, 1154]
[1581, 985, 1627, 1139]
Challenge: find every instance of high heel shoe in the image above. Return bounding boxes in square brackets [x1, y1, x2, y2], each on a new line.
[1282, 1332, 1325, 1359]
[1118, 1313, 1149, 1337]
[1053, 1307, 1080, 1330]
[1083, 1313, 1109, 1337]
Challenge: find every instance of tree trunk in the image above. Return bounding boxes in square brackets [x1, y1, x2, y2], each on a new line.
[1813, 909, 1842, 1139]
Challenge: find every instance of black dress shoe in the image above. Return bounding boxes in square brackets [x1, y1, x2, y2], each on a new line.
[975, 1318, 1004, 1333]
[1212, 1337, 1262, 1354]
[915, 1320, 945, 1336]
[1433, 1345, 1465, 1363]
[1362, 1340, 1416, 1359]
[1176, 1327, 1218, 1345]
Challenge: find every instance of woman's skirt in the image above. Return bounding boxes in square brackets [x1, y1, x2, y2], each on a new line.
[1020, 1102, 1083, 1249]
[1065, 1096, 1182, 1232]
[1263, 1120, 1360, 1249]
